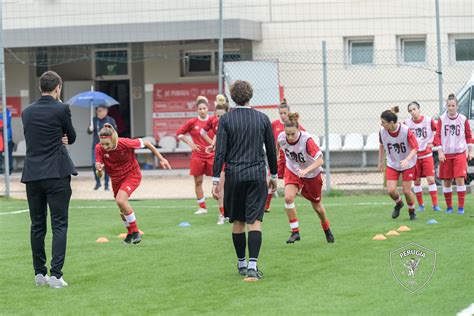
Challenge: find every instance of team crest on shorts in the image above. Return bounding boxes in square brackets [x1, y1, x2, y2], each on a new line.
[389, 242, 436, 293]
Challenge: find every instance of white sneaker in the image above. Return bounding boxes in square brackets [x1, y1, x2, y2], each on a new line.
[35, 274, 49, 286]
[194, 208, 208, 215]
[49, 276, 68, 288]
[217, 215, 225, 225]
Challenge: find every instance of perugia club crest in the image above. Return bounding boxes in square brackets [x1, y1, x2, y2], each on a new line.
[389, 242, 436, 293]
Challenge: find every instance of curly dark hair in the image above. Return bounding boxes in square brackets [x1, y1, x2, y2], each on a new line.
[230, 80, 253, 106]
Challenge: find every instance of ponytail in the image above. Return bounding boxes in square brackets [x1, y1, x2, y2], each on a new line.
[279, 98, 290, 111]
[215, 94, 229, 112]
[381, 106, 399, 123]
[284, 112, 300, 128]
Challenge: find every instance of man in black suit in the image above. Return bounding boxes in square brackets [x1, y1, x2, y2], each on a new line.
[212, 80, 278, 281]
[21, 71, 77, 288]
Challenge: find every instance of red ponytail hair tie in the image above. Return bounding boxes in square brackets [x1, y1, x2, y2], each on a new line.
[100, 135, 112, 139]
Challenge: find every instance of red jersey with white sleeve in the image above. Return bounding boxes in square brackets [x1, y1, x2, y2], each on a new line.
[433, 113, 473, 156]
[403, 116, 436, 158]
[379, 124, 418, 171]
[201, 115, 219, 134]
[177, 116, 215, 159]
[95, 138, 144, 180]
[278, 131, 322, 179]
[272, 119, 306, 143]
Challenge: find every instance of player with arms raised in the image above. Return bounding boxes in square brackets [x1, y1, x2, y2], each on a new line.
[95, 123, 171, 244]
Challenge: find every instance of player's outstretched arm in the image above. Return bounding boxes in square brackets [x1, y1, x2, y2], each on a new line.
[144, 140, 172, 170]
[297, 156, 323, 178]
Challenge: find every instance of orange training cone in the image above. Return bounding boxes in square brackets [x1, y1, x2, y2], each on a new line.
[118, 233, 127, 239]
[386, 230, 400, 236]
[372, 234, 387, 240]
[96, 237, 109, 243]
[397, 226, 411, 232]
[139, 230, 145, 235]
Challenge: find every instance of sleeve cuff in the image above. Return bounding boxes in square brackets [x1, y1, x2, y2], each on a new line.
[270, 174, 277, 180]
[177, 134, 184, 139]
[138, 138, 145, 148]
[212, 177, 220, 183]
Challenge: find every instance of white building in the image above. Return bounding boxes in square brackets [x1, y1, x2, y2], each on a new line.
[3, 0, 473, 167]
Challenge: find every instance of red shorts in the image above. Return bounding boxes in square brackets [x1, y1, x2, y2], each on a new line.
[190, 156, 214, 176]
[112, 173, 142, 198]
[284, 168, 323, 203]
[439, 153, 467, 179]
[416, 156, 435, 178]
[386, 166, 416, 181]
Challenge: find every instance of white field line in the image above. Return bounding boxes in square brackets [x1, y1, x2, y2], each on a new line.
[0, 201, 391, 215]
[457, 303, 474, 316]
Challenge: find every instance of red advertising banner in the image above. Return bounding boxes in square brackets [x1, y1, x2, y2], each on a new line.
[0, 97, 22, 118]
[153, 82, 218, 139]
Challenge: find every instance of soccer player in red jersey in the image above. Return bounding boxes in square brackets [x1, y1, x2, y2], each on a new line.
[378, 107, 419, 220]
[277, 113, 334, 244]
[404, 101, 442, 212]
[177, 96, 215, 215]
[202, 94, 229, 224]
[433, 93, 473, 214]
[95, 124, 171, 244]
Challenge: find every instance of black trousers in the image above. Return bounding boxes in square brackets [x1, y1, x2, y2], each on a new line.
[26, 176, 72, 278]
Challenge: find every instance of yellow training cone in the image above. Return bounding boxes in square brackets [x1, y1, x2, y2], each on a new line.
[96, 237, 109, 243]
[386, 230, 400, 236]
[397, 226, 411, 232]
[372, 234, 387, 240]
[118, 233, 127, 239]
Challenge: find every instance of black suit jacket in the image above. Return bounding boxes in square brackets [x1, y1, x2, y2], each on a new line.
[21, 95, 77, 183]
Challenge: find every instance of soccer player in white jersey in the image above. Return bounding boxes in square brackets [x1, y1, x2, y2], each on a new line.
[277, 113, 334, 244]
[378, 106, 419, 220]
[404, 101, 442, 212]
[433, 93, 473, 214]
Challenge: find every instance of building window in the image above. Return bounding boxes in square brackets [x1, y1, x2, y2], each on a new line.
[95, 50, 128, 77]
[455, 38, 474, 62]
[185, 52, 213, 74]
[400, 38, 426, 63]
[346, 38, 374, 65]
[450, 34, 474, 63]
[181, 50, 241, 76]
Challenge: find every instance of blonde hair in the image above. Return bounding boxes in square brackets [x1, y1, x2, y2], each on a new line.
[99, 123, 118, 144]
[196, 95, 208, 107]
[215, 94, 229, 112]
[284, 112, 300, 128]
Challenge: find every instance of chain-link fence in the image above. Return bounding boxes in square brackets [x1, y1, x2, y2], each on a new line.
[1, 0, 474, 196]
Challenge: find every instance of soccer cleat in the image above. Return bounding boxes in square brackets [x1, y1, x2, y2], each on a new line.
[392, 201, 404, 219]
[244, 269, 263, 282]
[445, 207, 453, 214]
[35, 274, 49, 286]
[458, 207, 464, 215]
[217, 215, 225, 225]
[409, 212, 416, 220]
[131, 231, 142, 244]
[194, 208, 208, 215]
[49, 276, 68, 289]
[286, 231, 301, 244]
[237, 265, 248, 276]
[123, 233, 133, 244]
[324, 229, 335, 243]
[264, 208, 271, 213]
[418, 205, 425, 212]
[432, 205, 442, 212]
